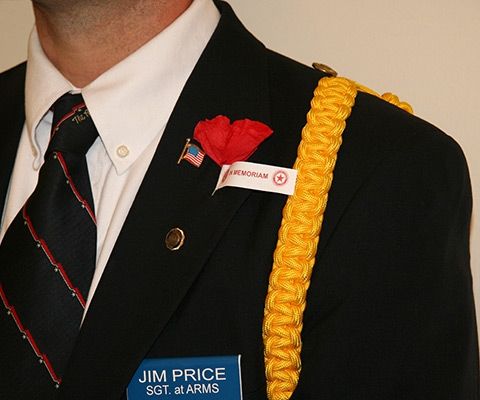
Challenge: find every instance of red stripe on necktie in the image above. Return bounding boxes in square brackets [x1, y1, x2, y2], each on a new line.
[55, 152, 97, 225]
[22, 205, 87, 308]
[55, 152, 96, 224]
[0, 285, 62, 386]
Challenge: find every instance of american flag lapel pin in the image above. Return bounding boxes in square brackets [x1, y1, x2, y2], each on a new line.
[177, 138, 205, 168]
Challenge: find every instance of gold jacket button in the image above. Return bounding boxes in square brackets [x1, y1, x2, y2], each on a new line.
[165, 228, 185, 251]
[312, 62, 338, 77]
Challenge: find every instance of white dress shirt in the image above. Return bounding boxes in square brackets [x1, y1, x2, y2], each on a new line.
[0, 0, 220, 315]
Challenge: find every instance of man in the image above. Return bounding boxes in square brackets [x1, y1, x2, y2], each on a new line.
[0, 0, 478, 399]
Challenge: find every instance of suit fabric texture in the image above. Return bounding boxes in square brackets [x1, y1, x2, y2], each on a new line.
[0, 2, 478, 399]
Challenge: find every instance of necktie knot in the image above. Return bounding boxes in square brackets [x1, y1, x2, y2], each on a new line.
[47, 93, 98, 156]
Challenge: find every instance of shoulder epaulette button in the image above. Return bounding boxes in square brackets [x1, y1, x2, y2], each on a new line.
[312, 63, 338, 77]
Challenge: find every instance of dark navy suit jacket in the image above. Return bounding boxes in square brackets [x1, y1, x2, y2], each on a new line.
[0, 2, 478, 399]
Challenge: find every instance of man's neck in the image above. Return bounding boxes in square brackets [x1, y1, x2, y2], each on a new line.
[32, 0, 193, 88]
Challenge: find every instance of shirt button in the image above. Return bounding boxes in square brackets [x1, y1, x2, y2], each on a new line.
[116, 145, 130, 158]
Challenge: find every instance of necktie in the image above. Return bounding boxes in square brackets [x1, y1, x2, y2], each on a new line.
[0, 93, 98, 397]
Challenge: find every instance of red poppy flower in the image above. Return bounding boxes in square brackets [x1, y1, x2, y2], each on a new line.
[193, 115, 273, 166]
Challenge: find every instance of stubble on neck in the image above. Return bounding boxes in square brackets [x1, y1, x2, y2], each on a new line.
[32, 0, 193, 87]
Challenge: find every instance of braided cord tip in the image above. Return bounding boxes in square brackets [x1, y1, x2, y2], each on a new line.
[355, 82, 414, 114]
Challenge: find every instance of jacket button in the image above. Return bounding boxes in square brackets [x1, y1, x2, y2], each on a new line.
[165, 228, 185, 251]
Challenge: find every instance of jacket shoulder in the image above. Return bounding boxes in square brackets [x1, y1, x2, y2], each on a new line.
[263, 52, 467, 172]
[0, 62, 26, 122]
[0, 62, 27, 92]
[263, 53, 470, 215]
[268, 51, 466, 164]
[352, 90, 467, 170]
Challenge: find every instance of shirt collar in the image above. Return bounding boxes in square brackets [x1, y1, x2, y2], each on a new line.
[25, 0, 220, 174]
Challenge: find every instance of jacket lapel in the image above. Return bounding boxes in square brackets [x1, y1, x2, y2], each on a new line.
[59, 4, 272, 398]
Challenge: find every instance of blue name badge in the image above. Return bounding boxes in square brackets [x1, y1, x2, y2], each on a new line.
[127, 355, 243, 399]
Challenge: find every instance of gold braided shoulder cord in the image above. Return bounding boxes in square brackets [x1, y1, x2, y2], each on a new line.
[262, 76, 413, 400]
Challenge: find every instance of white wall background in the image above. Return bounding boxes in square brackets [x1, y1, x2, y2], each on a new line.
[1, 0, 479, 334]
